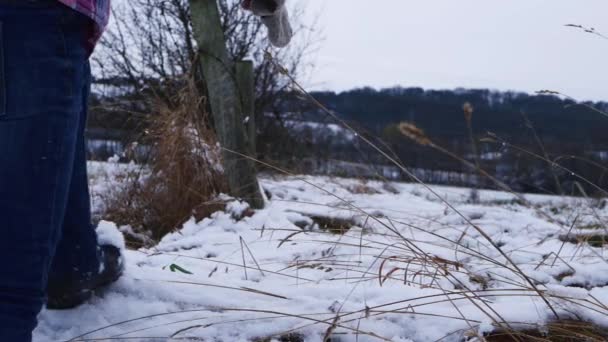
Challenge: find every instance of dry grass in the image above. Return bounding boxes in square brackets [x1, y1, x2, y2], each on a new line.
[310, 215, 356, 235]
[101, 78, 227, 244]
[484, 320, 608, 342]
[559, 233, 608, 248]
[347, 181, 382, 195]
[81, 52, 608, 342]
[262, 53, 608, 340]
[252, 333, 305, 342]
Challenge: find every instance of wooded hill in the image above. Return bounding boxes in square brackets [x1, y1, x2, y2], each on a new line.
[307, 87, 608, 147]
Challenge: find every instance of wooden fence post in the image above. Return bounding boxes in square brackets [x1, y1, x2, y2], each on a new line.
[189, 0, 264, 209]
[235, 61, 256, 156]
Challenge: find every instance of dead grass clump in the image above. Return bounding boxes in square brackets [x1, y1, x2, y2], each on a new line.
[559, 233, 608, 248]
[485, 198, 527, 206]
[577, 223, 604, 230]
[347, 181, 381, 195]
[102, 79, 227, 243]
[288, 213, 356, 234]
[310, 215, 356, 235]
[253, 333, 305, 342]
[469, 273, 490, 290]
[554, 270, 576, 282]
[484, 320, 608, 342]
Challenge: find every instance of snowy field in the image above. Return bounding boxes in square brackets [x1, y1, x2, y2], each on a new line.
[34, 161, 608, 341]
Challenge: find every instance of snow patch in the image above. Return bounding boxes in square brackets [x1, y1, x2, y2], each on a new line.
[96, 220, 126, 250]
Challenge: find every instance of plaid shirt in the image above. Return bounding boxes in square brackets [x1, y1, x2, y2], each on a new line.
[57, 0, 111, 53]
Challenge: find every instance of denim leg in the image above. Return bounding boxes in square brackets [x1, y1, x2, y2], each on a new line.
[0, 4, 92, 341]
[48, 62, 101, 289]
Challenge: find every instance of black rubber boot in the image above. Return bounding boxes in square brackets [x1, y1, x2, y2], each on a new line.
[46, 245, 124, 310]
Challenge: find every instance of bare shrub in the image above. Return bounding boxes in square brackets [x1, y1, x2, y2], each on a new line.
[102, 78, 227, 244]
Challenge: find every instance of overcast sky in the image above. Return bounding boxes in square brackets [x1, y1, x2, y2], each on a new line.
[297, 0, 608, 101]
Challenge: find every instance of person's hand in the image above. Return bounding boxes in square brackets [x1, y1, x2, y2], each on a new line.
[242, 0, 293, 48]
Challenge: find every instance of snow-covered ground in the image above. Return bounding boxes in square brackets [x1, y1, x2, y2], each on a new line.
[34, 162, 608, 341]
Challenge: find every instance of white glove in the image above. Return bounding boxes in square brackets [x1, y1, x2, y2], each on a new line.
[245, 0, 293, 48]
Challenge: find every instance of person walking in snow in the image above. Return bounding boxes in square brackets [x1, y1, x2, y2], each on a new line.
[0, 0, 291, 340]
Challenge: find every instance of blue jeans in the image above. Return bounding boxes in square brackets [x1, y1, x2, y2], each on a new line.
[0, 2, 100, 340]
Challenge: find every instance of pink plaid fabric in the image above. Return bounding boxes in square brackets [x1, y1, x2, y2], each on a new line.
[57, 0, 110, 53]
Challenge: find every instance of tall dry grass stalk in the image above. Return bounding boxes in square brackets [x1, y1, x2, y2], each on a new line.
[537, 89, 608, 120]
[256, 51, 608, 338]
[102, 78, 227, 244]
[262, 51, 566, 323]
[463, 102, 481, 202]
[520, 111, 564, 195]
[398, 123, 432, 146]
[565, 24, 608, 41]
[211, 67, 608, 339]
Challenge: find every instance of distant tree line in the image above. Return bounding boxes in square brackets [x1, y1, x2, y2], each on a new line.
[88, 81, 608, 196]
[308, 87, 608, 146]
[266, 87, 608, 196]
